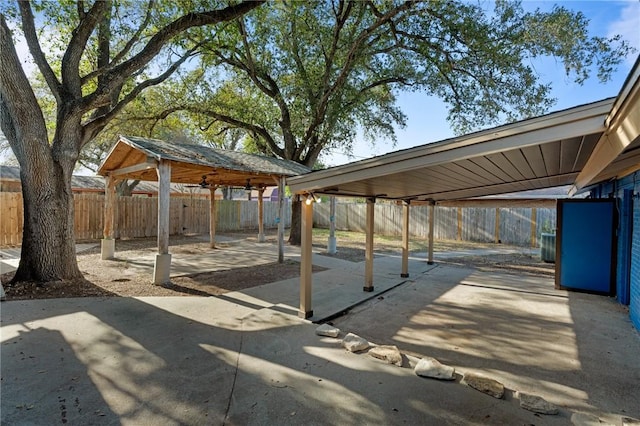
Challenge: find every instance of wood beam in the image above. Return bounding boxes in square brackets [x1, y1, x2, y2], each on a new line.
[108, 157, 157, 178]
[299, 197, 313, 319]
[103, 175, 117, 239]
[101, 175, 117, 260]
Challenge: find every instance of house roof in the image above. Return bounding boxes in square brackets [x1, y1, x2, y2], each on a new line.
[98, 136, 310, 188]
[288, 57, 640, 203]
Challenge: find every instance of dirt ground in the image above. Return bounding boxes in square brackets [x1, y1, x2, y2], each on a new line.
[1, 230, 553, 301]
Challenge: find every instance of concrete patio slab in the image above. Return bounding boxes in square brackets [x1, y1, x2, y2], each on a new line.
[2, 239, 638, 425]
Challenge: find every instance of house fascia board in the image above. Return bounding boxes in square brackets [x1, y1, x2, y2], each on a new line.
[570, 60, 640, 195]
[289, 100, 611, 194]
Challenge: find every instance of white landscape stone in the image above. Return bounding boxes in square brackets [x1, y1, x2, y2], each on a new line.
[463, 372, 505, 399]
[414, 357, 456, 380]
[571, 412, 611, 426]
[342, 333, 370, 352]
[315, 324, 340, 338]
[368, 345, 403, 366]
[517, 392, 558, 415]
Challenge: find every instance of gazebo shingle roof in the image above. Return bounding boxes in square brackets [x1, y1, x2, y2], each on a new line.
[97, 136, 311, 187]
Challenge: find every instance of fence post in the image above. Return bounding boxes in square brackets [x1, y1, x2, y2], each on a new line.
[530, 208, 537, 247]
[494, 208, 501, 243]
[401, 200, 410, 277]
[327, 196, 337, 254]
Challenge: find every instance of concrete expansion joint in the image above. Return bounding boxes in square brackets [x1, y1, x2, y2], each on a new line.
[223, 317, 244, 426]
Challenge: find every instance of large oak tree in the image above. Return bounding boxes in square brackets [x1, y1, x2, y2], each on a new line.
[0, 0, 262, 283]
[146, 0, 632, 244]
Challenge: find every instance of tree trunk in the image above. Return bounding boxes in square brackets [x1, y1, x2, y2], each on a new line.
[117, 179, 140, 196]
[11, 155, 82, 283]
[288, 195, 302, 246]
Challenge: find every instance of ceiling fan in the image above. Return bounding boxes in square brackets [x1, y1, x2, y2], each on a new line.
[185, 175, 211, 189]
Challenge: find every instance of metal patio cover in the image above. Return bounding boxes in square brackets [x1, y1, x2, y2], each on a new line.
[288, 61, 640, 202]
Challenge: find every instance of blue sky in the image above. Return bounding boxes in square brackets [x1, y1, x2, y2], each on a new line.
[324, 0, 640, 167]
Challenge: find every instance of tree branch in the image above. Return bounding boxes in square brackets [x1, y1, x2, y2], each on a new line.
[17, 2, 63, 102]
[81, 0, 156, 85]
[61, 1, 109, 97]
[104, 1, 263, 93]
[0, 14, 49, 160]
[185, 107, 284, 158]
[82, 45, 200, 143]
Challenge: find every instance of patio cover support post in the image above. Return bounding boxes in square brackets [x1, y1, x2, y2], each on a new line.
[275, 176, 285, 263]
[101, 175, 117, 260]
[327, 196, 337, 254]
[299, 196, 313, 319]
[428, 202, 435, 265]
[364, 197, 375, 292]
[209, 186, 217, 249]
[154, 160, 171, 284]
[258, 187, 265, 242]
[401, 201, 410, 278]
[494, 208, 501, 243]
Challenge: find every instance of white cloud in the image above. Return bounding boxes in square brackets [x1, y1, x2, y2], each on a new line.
[608, 2, 640, 65]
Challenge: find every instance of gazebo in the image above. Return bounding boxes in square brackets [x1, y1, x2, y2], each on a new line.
[97, 135, 310, 284]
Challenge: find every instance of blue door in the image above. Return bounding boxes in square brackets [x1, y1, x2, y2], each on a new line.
[556, 199, 616, 295]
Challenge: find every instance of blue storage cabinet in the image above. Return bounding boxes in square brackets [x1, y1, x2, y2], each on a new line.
[556, 199, 616, 295]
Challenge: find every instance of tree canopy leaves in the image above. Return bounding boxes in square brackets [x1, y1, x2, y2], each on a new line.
[144, 0, 632, 171]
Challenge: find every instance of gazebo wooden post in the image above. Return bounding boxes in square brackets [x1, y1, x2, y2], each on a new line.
[364, 197, 375, 292]
[154, 160, 172, 284]
[274, 176, 285, 263]
[299, 194, 313, 319]
[209, 186, 217, 249]
[401, 200, 410, 278]
[258, 187, 266, 242]
[101, 174, 117, 260]
[428, 201, 435, 265]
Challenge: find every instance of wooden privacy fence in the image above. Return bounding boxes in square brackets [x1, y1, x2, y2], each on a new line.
[313, 203, 556, 247]
[0, 192, 291, 246]
[0, 193, 553, 247]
